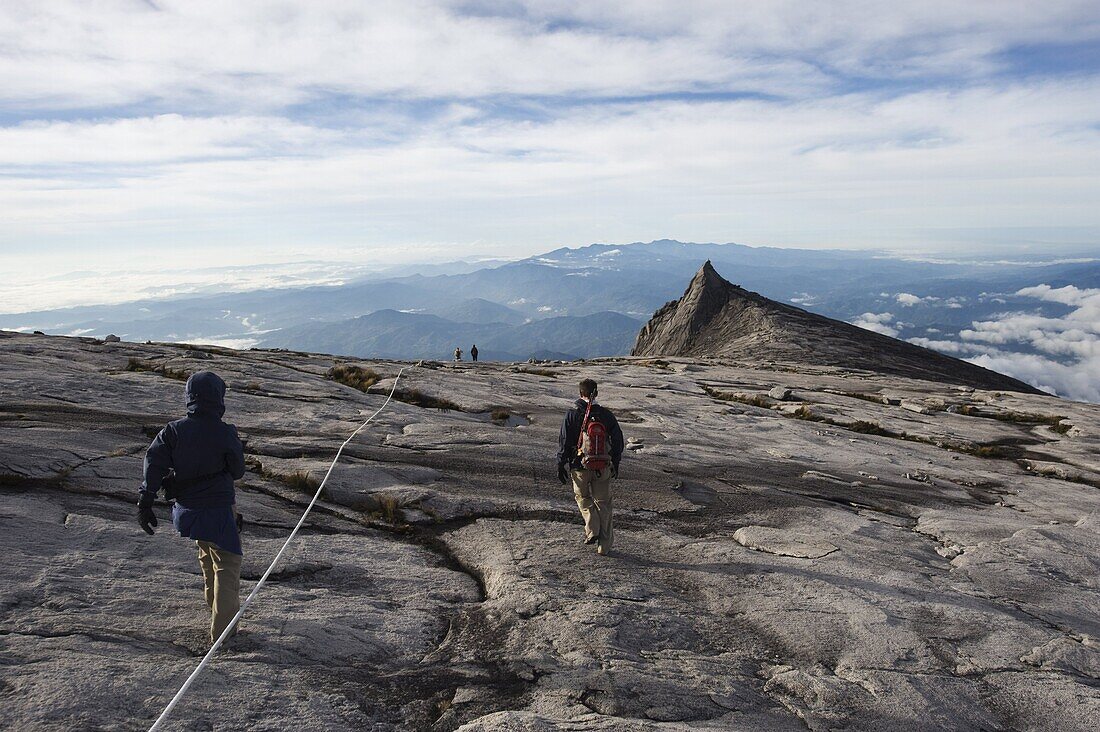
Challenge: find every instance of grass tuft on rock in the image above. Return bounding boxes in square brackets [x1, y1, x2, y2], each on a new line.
[955, 404, 1067, 426]
[847, 420, 900, 437]
[515, 367, 557, 378]
[490, 407, 511, 422]
[703, 385, 771, 408]
[376, 494, 401, 524]
[283, 470, 320, 493]
[327, 364, 381, 392]
[125, 358, 191, 381]
[392, 388, 462, 411]
[246, 457, 321, 494]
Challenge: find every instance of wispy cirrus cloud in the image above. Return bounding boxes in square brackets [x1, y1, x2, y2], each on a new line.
[0, 0, 1098, 287]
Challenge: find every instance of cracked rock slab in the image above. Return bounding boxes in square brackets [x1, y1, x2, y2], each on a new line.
[733, 525, 838, 558]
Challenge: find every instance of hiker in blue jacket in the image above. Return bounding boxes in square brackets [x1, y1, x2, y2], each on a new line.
[138, 371, 246, 643]
[557, 378, 624, 556]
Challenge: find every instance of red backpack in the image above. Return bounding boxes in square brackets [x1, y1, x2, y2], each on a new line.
[577, 402, 611, 471]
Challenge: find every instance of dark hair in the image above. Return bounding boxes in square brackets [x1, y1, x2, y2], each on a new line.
[579, 378, 598, 397]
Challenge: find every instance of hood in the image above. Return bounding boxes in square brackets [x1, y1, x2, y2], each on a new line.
[186, 371, 227, 418]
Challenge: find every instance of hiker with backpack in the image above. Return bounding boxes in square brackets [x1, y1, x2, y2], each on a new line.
[557, 378, 624, 556]
[137, 371, 247, 643]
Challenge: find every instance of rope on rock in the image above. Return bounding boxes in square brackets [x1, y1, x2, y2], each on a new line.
[148, 365, 413, 732]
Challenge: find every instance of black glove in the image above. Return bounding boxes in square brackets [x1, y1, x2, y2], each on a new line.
[235, 512, 244, 533]
[557, 462, 570, 485]
[138, 505, 158, 535]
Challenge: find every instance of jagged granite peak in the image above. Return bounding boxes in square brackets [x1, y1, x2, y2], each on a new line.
[632, 261, 1041, 393]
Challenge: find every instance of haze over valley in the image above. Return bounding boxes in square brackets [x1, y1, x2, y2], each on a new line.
[4, 240, 1097, 401]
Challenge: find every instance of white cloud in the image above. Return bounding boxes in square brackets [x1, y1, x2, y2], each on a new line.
[3, 1, 1098, 109]
[966, 352, 1099, 402]
[1017, 283, 1098, 307]
[790, 292, 819, 305]
[0, 260, 390, 312]
[3, 73, 1099, 258]
[907, 337, 996, 356]
[895, 292, 939, 306]
[0, 1, 1099, 298]
[850, 311, 898, 337]
[954, 283, 1100, 401]
[0, 115, 336, 165]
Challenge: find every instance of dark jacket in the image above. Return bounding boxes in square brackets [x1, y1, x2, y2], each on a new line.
[557, 398, 624, 470]
[140, 371, 245, 510]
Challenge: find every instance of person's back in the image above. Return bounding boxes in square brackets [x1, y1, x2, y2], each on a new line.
[557, 378, 624, 556]
[138, 371, 246, 642]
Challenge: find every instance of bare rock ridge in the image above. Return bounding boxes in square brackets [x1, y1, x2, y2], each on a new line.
[3, 330, 1099, 731]
[633, 261, 1041, 394]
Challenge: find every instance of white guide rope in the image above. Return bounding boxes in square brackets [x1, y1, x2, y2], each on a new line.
[148, 365, 412, 731]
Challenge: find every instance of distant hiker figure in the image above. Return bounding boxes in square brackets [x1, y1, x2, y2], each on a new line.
[454, 347, 462, 362]
[557, 378, 624, 556]
[137, 371, 246, 643]
[470, 344, 479, 362]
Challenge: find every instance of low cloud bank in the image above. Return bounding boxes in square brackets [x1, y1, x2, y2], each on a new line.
[913, 284, 1100, 402]
[850, 312, 898, 337]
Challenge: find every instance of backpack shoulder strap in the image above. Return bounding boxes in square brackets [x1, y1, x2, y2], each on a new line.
[576, 401, 593, 450]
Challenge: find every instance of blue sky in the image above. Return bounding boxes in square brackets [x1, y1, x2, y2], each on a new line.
[1, 0, 1099, 284]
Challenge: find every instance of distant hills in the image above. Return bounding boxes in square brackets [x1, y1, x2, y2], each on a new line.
[2, 239, 1097, 396]
[259, 307, 642, 361]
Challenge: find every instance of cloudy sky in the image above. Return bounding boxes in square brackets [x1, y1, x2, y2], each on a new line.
[1, 0, 1099, 279]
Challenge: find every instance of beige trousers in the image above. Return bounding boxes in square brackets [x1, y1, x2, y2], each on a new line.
[572, 467, 614, 553]
[197, 540, 242, 642]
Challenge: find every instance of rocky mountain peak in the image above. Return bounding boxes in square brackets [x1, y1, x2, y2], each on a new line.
[632, 262, 1041, 393]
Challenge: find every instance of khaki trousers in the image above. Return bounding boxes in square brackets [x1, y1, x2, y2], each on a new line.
[572, 467, 614, 553]
[197, 540, 242, 642]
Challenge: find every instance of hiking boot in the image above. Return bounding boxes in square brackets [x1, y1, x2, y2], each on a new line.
[584, 535, 599, 545]
[596, 544, 612, 556]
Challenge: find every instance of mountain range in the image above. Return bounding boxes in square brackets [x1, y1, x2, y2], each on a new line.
[2, 239, 1096, 398]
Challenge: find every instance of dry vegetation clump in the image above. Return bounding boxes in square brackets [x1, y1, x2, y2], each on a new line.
[638, 359, 673, 370]
[515, 367, 557, 378]
[246, 457, 321, 493]
[791, 405, 819, 421]
[327, 364, 381, 391]
[282, 470, 320, 492]
[955, 404, 1067, 426]
[375, 494, 401, 524]
[965, 444, 1024, 460]
[703, 385, 771, 408]
[125, 358, 191, 381]
[392, 388, 462, 411]
[846, 420, 899, 437]
[490, 407, 511, 422]
[841, 391, 889, 405]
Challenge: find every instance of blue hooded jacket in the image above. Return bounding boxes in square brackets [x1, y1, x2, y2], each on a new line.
[140, 371, 246, 554]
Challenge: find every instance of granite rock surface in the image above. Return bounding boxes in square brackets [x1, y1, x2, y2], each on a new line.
[631, 261, 1042, 394]
[1, 331, 1097, 731]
